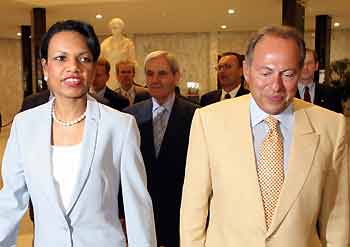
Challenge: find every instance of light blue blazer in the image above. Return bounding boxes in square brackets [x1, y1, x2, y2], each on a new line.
[0, 96, 156, 247]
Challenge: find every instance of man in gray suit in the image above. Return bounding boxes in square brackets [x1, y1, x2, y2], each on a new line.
[115, 60, 150, 105]
[125, 50, 198, 247]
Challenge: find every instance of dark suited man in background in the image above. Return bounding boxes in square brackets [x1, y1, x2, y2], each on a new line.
[125, 50, 198, 247]
[90, 57, 129, 110]
[115, 60, 150, 105]
[200, 52, 249, 106]
[296, 48, 343, 113]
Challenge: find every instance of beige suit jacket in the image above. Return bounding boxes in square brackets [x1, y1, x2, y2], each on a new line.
[180, 95, 349, 247]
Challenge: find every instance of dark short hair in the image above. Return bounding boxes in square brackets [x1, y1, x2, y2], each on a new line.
[220, 52, 244, 67]
[97, 57, 111, 74]
[306, 48, 318, 63]
[116, 60, 136, 74]
[245, 25, 306, 69]
[40, 20, 100, 62]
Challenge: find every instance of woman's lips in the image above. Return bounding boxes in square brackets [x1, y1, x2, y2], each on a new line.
[63, 77, 82, 87]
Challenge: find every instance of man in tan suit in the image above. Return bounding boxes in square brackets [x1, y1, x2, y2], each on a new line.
[180, 26, 349, 247]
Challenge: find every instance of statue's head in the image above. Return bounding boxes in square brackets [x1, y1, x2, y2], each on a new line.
[109, 18, 125, 36]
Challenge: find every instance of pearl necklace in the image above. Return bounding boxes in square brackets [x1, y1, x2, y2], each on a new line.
[51, 101, 86, 127]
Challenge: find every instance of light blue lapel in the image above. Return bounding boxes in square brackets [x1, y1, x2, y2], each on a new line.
[66, 96, 100, 214]
[34, 98, 67, 222]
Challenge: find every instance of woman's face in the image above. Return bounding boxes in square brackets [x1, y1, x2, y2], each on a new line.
[41, 31, 96, 101]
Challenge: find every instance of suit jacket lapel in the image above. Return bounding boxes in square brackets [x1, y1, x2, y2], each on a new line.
[33, 99, 68, 220]
[215, 90, 221, 102]
[66, 96, 99, 214]
[138, 99, 156, 158]
[267, 100, 319, 236]
[236, 96, 267, 232]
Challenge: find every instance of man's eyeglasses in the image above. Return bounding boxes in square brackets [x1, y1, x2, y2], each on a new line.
[215, 64, 234, 71]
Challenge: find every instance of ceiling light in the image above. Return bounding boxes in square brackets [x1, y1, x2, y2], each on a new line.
[17, 32, 21, 37]
[228, 9, 235, 14]
[221, 25, 227, 29]
[334, 22, 340, 27]
[96, 14, 103, 19]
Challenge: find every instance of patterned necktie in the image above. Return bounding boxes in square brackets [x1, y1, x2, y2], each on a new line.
[257, 116, 284, 229]
[153, 106, 167, 157]
[124, 91, 132, 105]
[303, 86, 311, 102]
[224, 93, 231, 99]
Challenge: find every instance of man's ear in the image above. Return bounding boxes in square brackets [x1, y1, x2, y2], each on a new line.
[242, 61, 250, 84]
[174, 71, 180, 84]
[315, 61, 319, 71]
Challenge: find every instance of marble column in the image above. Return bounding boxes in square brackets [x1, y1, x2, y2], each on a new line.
[31, 8, 46, 92]
[21, 25, 32, 97]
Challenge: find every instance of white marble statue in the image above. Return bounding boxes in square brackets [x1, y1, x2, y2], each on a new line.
[101, 18, 136, 90]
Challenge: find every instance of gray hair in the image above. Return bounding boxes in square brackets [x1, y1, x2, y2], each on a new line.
[245, 25, 306, 69]
[144, 50, 180, 75]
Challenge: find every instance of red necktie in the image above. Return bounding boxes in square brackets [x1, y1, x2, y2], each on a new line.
[224, 93, 231, 99]
[303, 86, 311, 102]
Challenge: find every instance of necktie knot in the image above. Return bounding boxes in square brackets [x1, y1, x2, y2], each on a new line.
[224, 93, 231, 99]
[265, 116, 279, 131]
[155, 106, 167, 118]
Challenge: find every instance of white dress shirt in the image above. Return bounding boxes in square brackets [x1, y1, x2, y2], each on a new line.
[220, 84, 242, 101]
[297, 82, 315, 103]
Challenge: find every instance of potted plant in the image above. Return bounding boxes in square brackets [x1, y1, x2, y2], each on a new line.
[328, 58, 350, 115]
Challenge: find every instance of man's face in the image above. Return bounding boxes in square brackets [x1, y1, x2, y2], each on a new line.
[217, 55, 242, 89]
[117, 63, 135, 90]
[91, 64, 109, 92]
[145, 56, 179, 104]
[243, 35, 301, 115]
[300, 50, 318, 85]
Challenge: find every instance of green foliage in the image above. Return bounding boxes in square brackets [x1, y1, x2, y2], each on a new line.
[329, 58, 350, 98]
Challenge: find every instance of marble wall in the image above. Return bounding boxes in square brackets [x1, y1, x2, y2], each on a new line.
[0, 39, 23, 127]
[1, 29, 350, 124]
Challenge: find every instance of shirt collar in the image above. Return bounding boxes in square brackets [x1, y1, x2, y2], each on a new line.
[222, 84, 241, 99]
[121, 85, 135, 95]
[89, 87, 106, 99]
[250, 95, 293, 129]
[152, 92, 176, 113]
[298, 81, 315, 92]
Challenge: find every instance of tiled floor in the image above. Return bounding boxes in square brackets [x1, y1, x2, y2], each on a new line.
[0, 126, 34, 247]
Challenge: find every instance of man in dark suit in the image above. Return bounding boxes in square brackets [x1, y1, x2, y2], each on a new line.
[90, 57, 129, 111]
[115, 60, 150, 105]
[296, 48, 343, 113]
[200, 52, 249, 106]
[125, 50, 198, 247]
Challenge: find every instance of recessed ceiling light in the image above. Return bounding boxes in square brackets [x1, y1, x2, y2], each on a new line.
[221, 25, 227, 29]
[17, 32, 21, 37]
[96, 14, 103, 19]
[334, 22, 340, 27]
[228, 9, 235, 14]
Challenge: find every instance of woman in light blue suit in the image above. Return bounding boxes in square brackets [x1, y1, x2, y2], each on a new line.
[0, 20, 156, 247]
